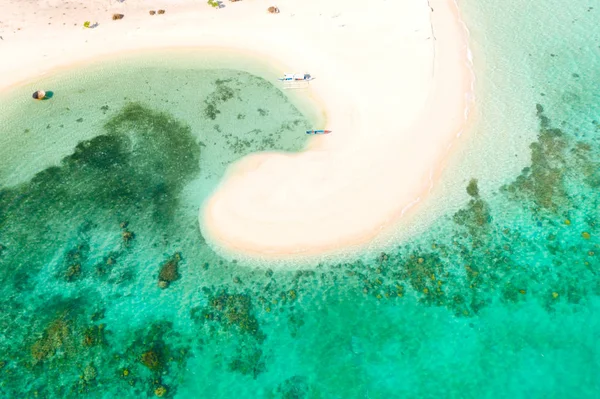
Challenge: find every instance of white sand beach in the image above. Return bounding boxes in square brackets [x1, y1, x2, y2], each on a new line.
[0, 0, 473, 258]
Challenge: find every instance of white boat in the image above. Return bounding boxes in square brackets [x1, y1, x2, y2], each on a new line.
[278, 73, 314, 82]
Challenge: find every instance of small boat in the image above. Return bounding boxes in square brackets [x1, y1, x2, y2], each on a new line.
[306, 129, 332, 135]
[278, 73, 314, 82]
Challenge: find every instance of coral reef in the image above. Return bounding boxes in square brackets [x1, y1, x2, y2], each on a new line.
[83, 324, 106, 347]
[203, 78, 238, 120]
[504, 104, 569, 212]
[196, 290, 263, 339]
[228, 344, 266, 378]
[30, 317, 74, 364]
[0, 54, 598, 398]
[275, 375, 310, 399]
[61, 243, 90, 282]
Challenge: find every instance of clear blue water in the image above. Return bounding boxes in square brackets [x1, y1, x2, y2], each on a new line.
[0, 1, 599, 398]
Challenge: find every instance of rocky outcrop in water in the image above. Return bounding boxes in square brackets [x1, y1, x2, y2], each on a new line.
[158, 252, 182, 288]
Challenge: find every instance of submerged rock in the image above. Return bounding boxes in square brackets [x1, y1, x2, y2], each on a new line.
[158, 280, 169, 289]
[30, 318, 72, 363]
[228, 344, 265, 378]
[90, 309, 105, 322]
[154, 385, 168, 397]
[122, 230, 135, 244]
[95, 253, 119, 276]
[83, 363, 98, 381]
[158, 253, 182, 288]
[61, 243, 89, 281]
[276, 375, 309, 398]
[83, 324, 106, 347]
[141, 349, 162, 370]
[65, 263, 82, 281]
[466, 178, 480, 197]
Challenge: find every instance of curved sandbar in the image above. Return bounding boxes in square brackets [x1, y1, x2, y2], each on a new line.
[201, 0, 474, 256]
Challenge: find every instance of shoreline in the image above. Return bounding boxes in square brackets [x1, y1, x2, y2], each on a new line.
[0, 0, 475, 262]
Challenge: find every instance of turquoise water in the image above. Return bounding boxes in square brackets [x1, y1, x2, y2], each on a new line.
[1, 1, 599, 398]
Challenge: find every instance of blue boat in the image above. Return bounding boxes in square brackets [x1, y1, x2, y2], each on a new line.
[306, 129, 332, 135]
[278, 73, 314, 82]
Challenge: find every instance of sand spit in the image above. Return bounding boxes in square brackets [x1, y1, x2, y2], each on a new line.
[201, 0, 475, 258]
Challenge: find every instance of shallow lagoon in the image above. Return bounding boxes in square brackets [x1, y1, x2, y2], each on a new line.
[0, 0, 599, 397]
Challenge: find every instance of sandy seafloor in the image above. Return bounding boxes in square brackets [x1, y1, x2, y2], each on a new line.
[0, 0, 599, 397]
